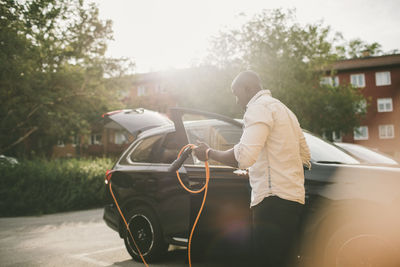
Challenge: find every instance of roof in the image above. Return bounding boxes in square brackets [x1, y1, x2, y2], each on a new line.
[333, 54, 400, 71]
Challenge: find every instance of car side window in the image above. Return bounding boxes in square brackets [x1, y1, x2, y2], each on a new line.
[130, 135, 163, 163]
[210, 126, 242, 151]
[157, 132, 180, 164]
[187, 121, 242, 166]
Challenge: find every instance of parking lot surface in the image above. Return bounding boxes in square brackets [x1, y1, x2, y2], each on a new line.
[0, 208, 194, 267]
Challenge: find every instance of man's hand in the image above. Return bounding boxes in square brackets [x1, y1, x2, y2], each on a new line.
[194, 141, 239, 168]
[193, 141, 210, 162]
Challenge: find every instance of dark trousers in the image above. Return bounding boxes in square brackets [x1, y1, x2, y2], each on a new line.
[251, 196, 303, 267]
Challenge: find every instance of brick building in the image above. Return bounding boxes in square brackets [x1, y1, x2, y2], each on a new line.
[323, 54, 400, 160]
[53, 57, 400, 160]
[52, 71, 179, 158]
[122, 71, 179, 113]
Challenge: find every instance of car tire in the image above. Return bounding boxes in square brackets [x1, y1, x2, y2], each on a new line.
[315, 220, 399, 267]
[123, 206, 168, 263]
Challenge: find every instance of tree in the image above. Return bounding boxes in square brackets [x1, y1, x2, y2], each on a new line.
[206, 9, 367, 137]
[0, 0, 127, 157]
[335, 38, 383, 59]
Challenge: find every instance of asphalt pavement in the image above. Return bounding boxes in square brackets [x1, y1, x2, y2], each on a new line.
[0, 208, 192, 267]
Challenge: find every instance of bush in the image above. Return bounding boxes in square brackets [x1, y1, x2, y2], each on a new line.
[0, 158, 114, 217]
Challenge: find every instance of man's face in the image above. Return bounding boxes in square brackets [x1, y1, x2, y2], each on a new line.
[231, 84, 249, 110]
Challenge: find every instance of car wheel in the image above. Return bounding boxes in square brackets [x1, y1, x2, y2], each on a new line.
[318, 221, 399, 267]
[123, 206, 168, 262]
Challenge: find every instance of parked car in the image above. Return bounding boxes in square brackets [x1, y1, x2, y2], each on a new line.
[334, 142, 399, 167]
[0, 155, 19, 166]
[103, 108, 400, 266]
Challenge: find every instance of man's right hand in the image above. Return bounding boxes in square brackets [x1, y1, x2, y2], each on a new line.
[193, 141, 210, 162]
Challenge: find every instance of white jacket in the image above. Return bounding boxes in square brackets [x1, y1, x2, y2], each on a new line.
[234, 90, 311, 206]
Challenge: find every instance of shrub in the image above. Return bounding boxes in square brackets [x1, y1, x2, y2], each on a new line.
[0, 157, 114, 217]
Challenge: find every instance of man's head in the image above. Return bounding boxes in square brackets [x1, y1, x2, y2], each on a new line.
[231, 70, 263, 110]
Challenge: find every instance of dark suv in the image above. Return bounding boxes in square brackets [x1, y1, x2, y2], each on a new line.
[103, 108, 400, 266]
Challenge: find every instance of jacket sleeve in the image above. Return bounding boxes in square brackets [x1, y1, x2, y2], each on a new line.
[234, 104, 273, 169]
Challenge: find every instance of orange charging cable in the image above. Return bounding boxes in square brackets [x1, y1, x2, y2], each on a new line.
[108, 179, 149, 267]
[107, 144, 210, 267]
[175, 144, 210, 267]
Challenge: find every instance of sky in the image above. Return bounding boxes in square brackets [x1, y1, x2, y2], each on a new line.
[93, 0, 400, 73]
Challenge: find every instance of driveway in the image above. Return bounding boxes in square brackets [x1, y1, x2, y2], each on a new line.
[0, 208, 190, 267]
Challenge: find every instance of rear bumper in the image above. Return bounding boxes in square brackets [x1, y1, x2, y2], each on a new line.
[103, 204, 120, 234]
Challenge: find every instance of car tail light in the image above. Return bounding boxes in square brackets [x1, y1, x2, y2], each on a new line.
[101, 110, 124, 118]
[105, 169, 113, 184]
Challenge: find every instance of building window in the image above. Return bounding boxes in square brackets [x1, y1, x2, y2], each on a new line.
[332, 131, 342, 142]
[72, 135, 79, 147]
[155, 84, 167, 94]
[379, 125, 395, 139]
[320, 76, 339, 87]
[354, 126, 368, 140]
[114, 131, 128, 145]
[57, 140, 65, 147]
[375, 71, 391, 86]
[137, 85, 146, 96]
[90, 134, 102, 145]
[377, 98, 393, 112]
[355, 99, 367, 114]
[350, 74, 366, 88]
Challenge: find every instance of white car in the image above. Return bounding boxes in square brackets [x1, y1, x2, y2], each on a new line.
[334, 142, 399, 166]
[0, 155, 18, 165]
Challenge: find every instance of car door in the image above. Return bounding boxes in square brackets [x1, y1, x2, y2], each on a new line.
[146, 131, 192, 243]
[169, 108, 251, 260]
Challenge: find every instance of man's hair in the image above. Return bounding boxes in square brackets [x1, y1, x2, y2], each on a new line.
[231, 70, 263, 91]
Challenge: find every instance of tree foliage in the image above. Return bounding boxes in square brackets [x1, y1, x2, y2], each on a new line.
[206, 9, 368, 137]
[335, 38, 383, 59]
[0, 0, 127, 157]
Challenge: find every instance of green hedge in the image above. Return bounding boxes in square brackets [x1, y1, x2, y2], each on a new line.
[0, 158, 114, 217]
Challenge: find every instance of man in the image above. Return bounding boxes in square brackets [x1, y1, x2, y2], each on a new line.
[194, 70, 311, 266]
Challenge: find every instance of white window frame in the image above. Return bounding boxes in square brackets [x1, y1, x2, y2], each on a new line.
[379, 125, 395, 139]
[155, 84, 167, 94]
[377, 98, 393, 112]
[354, 126, 368, 140]
[375, 71, 391, 86]
[320, 76, 339, 87]
[137, 85, 146, 96]
[57, 140, 65, 147]
[332, 131, 342, 142]
[114, 131, 128, 145]
[355, 99, 367, 114]
[90, 134, 102, 145]
[71, 135, 79, 147]
[350, 73, 366, 88]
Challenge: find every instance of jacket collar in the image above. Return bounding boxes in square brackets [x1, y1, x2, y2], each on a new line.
[246, 90, 271, 108]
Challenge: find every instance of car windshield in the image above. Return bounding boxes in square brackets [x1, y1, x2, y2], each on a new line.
[335, 143, 399, 165]
[304, 132, 360, 164]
